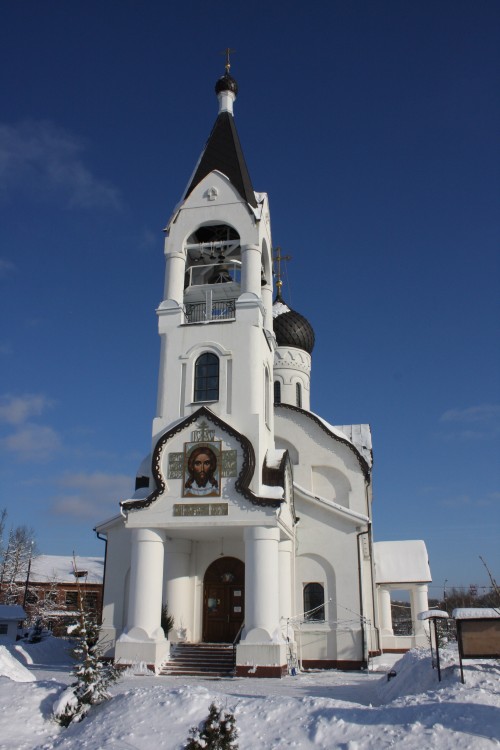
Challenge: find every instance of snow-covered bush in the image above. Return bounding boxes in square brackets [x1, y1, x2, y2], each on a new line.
[27, 618, 43, 643]
[185, 701, 238, 749]
[53, 605, 119, 726]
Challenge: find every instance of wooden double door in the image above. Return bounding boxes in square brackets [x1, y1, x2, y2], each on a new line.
[203, 557, 244, 643]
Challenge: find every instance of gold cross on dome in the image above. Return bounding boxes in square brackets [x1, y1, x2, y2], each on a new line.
[273, 247, 292, 296]
[222, 47, 235, 74]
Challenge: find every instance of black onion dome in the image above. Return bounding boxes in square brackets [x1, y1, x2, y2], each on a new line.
[272, 297, 315, 354]
[215, 74, 238, 96]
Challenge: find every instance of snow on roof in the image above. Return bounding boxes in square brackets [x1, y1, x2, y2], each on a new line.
[335, 424, 373, 466]
[0, 605, 26, 621]
[266, 449, 286, 469]
[260, 484, 284, 499]
[374, 541, 431, 584]
[309, 412, 373, 467]
[272, 301, 291, 318]
[452, 608, 500, 620]
[28, 555, 104, 584]
[418, 610, 449, 620]
[136, 453, 152, 477]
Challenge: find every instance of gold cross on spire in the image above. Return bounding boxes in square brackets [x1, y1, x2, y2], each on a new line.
[222, 47, 235, 74]
[273, 247, 292, 298]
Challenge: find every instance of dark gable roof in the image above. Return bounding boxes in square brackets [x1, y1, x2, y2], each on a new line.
[184, 112, 257, 209]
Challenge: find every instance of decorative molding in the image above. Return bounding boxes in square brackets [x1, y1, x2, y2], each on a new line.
[121, 406, 283, 511]
[205, 186, 218, 201]
[173, 503, 228, 517]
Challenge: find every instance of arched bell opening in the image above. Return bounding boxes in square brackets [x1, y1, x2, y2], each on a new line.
[184, 224, 241, 289]
[203, 556, 245, 643]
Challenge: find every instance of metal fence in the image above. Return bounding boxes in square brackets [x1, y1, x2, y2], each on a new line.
[185, 299, 236, 323]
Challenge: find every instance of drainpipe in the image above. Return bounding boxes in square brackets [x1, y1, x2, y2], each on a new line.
[94, 530, 108, 625]
[356, 526, 370, 669]
[366, 521, 382, 654]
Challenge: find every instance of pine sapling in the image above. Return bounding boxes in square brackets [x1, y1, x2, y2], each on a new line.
[185, 701, 238, 750]
[53, 573, 119, 726]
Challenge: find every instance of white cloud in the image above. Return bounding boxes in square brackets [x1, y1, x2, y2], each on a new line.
[0, 394, 54, 425]
[440, 491, 499, 509]
[439, 404, 500, 439]
[440, 404, 500, 423]
[0, 120, 121, 209]
[51, 471, 133, 520]
[2, 423, 62, 462]
[0, 258, 15, 278]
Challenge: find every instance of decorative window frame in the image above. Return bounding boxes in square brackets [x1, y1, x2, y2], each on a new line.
[303, 581, 326, 623]
[193, 352, 220, 403]
[180, 342, 232, 407]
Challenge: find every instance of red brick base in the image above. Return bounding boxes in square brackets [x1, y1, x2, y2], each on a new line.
[381, 648, 410, 654]
[235, 664, 287, 678]
[302, 660, 364, 671]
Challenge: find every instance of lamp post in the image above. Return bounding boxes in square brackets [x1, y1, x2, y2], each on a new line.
[22, 541, 34, 610]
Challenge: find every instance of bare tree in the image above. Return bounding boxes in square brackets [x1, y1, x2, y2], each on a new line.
[479, 556, 500, 611]
[0, 513, 37, 606]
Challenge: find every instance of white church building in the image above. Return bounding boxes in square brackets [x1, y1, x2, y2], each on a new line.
[96, 66, 431, 676]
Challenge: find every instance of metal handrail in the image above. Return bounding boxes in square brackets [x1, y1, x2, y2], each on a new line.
[232, 622, 244, 647]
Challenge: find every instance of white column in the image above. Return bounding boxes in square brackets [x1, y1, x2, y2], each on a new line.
[379, 586, 393, 636]
[243, 526, 280, 642]
[261, 285, 273, 332]
[241, 244, 261, 296]
[163, 251, 185, 304]
[163, 539, 193, 642]
[278, 539, 293, 628]
[411, 585, 429, 636]
[126, 528, 165, 641]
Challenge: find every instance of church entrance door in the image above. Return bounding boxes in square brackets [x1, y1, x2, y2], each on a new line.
[203, 557, 244, 643]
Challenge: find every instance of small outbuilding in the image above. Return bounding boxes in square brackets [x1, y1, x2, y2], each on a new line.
[0, 605, 26, 643]
[375, 540, 432, 651]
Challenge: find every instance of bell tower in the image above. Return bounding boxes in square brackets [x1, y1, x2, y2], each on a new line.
[152, 67, 275, 494]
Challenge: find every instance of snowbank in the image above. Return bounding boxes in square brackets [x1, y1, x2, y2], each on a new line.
[377, 647, 459, 702]
[0, 645, 36, 682]
[0, 640, 499, 749]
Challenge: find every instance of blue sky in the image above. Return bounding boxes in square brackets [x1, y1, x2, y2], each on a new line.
[0, 1, 498, 598]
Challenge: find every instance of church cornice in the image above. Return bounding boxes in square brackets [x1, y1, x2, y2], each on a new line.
[121, 406, 283, 512]
[275, 404, 372, 481]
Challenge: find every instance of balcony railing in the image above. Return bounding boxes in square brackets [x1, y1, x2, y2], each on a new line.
[185, 261, 241, 288]
[185, 298, 236, 324]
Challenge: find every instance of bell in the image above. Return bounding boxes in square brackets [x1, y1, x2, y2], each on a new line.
[208, 265, 232, 284]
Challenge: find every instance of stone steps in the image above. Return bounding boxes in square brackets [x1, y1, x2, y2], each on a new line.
[159, 643, 235, 677]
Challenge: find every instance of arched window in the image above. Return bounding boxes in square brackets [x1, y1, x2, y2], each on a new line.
[296, 382, 302, 408]
[303, 583, 325, 621]
[194, 353, 219, 402]
[274, 381, 281, 404]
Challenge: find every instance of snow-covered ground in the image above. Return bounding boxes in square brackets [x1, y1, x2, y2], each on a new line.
[0, 636, 499, 749]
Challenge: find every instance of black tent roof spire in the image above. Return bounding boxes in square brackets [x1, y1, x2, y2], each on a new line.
[184, 55, 257, 208]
